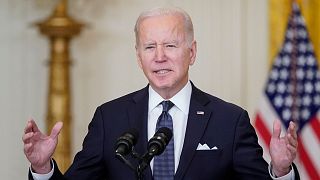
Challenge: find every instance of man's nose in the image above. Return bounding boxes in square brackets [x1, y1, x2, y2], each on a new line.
[155, 45, 166, 61]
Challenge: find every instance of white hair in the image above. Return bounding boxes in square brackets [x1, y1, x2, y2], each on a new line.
[134, 7, 194, 47]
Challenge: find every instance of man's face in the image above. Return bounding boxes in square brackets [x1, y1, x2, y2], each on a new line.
[136, 14, 197, 98]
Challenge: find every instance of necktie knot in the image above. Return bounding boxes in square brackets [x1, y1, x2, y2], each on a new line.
[161, 100, 174, 113]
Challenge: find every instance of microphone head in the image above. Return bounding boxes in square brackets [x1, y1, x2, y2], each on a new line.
[123, 128, 139, 145]
[157, 127, 173, 141]
[148, 127, 173, 156]
[115, 128, 139, 156]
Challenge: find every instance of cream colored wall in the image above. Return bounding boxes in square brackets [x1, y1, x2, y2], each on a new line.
[0, 0, 268, 179]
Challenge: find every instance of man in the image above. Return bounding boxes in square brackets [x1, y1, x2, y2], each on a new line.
[23, 7, 299, 180]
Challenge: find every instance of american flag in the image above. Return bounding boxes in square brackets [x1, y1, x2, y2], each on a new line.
[254, 3, 320, 180]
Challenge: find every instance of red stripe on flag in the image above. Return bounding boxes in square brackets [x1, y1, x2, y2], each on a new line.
[254, 113, 272, 148]
[298, 138, 320, 180]
[310, 117, 320, 143]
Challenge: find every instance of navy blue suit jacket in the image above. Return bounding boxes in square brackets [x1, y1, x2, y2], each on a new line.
[29, 83, 299, 179]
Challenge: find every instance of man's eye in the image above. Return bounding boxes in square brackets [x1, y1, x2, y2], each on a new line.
[166, 44, 177, 48]
[145, 46, 155, 50]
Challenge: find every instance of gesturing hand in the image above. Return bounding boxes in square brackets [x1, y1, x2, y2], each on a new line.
[22, 119, 63, 174]
[270, 120, 298, 177]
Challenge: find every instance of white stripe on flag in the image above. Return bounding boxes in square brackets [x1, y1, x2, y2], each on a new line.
[300, 123, 320, 171]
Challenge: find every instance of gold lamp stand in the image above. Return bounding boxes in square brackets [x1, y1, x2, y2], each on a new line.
[36, 0, 84, 172]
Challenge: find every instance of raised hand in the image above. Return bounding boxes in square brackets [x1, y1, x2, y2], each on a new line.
[269, 120, 298, 177]
[22, 119, 63, 174]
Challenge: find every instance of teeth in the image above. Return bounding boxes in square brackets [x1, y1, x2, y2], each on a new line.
[156, 70, 169, 74]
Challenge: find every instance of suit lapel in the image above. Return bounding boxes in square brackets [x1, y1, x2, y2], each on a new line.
[175, 85, 212, 180]
[125, 83, 213, 180]
[127, 86, 153, 179]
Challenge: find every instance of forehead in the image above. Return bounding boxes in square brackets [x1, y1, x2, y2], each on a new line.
[138, 15, 185, 40]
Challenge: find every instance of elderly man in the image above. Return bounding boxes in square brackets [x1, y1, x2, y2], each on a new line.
[23, 7, 299, 180]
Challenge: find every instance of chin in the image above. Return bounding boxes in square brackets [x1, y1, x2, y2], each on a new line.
[151, 81, 173, 90]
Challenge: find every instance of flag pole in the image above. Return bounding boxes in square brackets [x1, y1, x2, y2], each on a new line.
[290, 1, 299, 125]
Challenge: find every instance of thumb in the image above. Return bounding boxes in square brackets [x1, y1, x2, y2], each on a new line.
[50, 122, 63, 139]
[272, 120, 281, 139]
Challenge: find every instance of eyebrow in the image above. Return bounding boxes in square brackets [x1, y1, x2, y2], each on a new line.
[143, 40, 180, 46]
[143, 42, 157, 46]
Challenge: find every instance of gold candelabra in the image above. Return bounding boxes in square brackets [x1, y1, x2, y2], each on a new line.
[36, 0, 84, 172]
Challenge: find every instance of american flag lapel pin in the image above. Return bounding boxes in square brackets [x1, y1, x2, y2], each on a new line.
[197, 111, 205, 115]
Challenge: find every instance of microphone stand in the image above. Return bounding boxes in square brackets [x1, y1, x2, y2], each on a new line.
[115, 153, 136, 171]
[136, 165, 143, 180]
[116, 127, 172, 180]
[117, 148, 151, 180]
[132, 150, 145, 180]
[136, 152, 151, 180]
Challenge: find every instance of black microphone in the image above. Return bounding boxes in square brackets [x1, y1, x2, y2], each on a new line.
[148, 127, 173, 156]
[115, 128, 139, 156]
[138, 127, 173, 171]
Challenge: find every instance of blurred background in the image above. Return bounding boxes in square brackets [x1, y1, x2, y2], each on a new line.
[0, 0, 319, 179]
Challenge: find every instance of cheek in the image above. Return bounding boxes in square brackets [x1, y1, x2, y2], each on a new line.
[177, 54, 192, 68]
[138, 59, 152, 74]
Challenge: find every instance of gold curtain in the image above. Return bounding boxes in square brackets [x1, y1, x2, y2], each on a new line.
[269, 0, 320, 66]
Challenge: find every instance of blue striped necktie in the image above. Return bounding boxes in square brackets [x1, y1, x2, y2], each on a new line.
[153, 100, 175, 180]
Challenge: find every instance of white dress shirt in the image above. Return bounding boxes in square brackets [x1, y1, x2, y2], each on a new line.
[31, 81, 294, 179]
[147, 81, 192, 173]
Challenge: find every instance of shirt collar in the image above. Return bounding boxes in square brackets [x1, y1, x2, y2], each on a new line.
[148, 81, 192, 115]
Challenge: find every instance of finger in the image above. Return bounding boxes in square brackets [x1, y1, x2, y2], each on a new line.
[284, 134, 290, 145]
[24, 142, 33, 154]
[288, 121, 298, 140]
[286, 133, 298, 148]
[286, 143, 297, 154]
[286, 144, 297, 160]
[22, 132, 34, 143]
[272, 120, 281, 139]
[30, 119, 40, 133]
[24, 119, 33, 134]
[49, 122, 63, 139]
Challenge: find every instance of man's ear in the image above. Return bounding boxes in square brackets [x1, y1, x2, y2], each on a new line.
[189, 40, 197, 65]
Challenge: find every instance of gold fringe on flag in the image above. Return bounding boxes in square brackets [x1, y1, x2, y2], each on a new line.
[269, 0, 320, 67]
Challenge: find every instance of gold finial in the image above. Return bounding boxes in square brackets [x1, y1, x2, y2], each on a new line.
[36, 0, 83, 38]
[53, 0, 68, 17]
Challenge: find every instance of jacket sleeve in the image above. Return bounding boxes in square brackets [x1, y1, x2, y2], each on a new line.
[63, 106, 106, 179]
[232, 110, 272, 179]
[232, 110, 300, 180]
